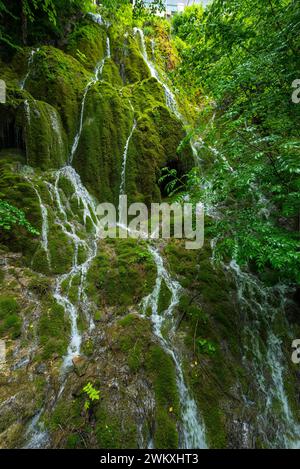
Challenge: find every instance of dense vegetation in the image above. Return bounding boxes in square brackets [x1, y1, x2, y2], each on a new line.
[169, 0, 300, 283]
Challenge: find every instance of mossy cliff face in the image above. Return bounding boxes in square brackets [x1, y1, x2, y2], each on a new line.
[112, 32, 150, 85]
[23, 99, 67, 170]
[0, 240, 180, 449]
[66, 22, 107, 71]
[163, 239, 300, 448]
[73, 83, 133, 203]
[0, 88, 67, 170]
[24, 46, 91, 150]
[1, 9, 298, 451]
[1, 15, 192, 200]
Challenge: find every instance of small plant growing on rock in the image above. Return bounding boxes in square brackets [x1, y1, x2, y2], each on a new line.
[0, 199, 39, 235]
[83, 382, 100, 412]
[197, 338, 216, 356]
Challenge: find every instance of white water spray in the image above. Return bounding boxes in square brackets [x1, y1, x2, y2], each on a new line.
[142, 246, 207, 448]
[133, 28, 181, 120]
[119, 119, 136, 195]
[47, 166, 98, 369]
[27, 179, 50, 266]
[228, 259, 300, 448]
[69, 35, 111, 164]
[20, 49, 40, 90]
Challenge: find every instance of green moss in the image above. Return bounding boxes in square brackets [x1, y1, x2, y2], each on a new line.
[155, 409, 178, 449]
[0, 56, 20, 86]
[28, 276, 51, 296]
[73, 82, 132, 203]
[66, 433, 81, 449]
[26, 46, 90, 147]
[47, 225, 74, 275]
[145, 345, 179, 449]
[66, 22, 107, 71]
[200, 404, 226, 449]
[125, 104, 193, 206]
[86, 239, 156, 313]
[38, 298, 70, 360]
[157, 279, 172, 314]
[0, 296, 22, 339]
[0, 296, 18, 317]
[46, 398, 84, 433]
[102, 59, 123, 87]
[95, 406, 137, 449]
[113, 32, 150, 85]
[23, 98, 67, 169]
[0, 157, 41, 255]
[117, 313, 153, 372]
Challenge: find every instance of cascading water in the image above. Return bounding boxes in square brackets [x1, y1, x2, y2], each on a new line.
[88, 12, 104, 25]
[49, 108, 64, 149]
[119, 119, 136, 195]
[133, 28, 181, 120]
[227, 260, 300, 448]
[130, 28, 207, 448]
[20, 48, 40, 90]
[142, 246, 207, 449]
[25, 177, 50, 266]
[48, 166, 98, 369]
[23, 409, 49, 449]
[20, 17, 207, 450]
[69, 35, 111, 164]
[24, 166, 99, 448]
[117, 108, 207, 447]
[105, 36, 111, 59]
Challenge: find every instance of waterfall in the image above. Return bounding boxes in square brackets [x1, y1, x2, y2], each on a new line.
[227, 260, 300, 448]
[24, 99, 31, 125]
[117, 59, 207, 446]
[106, 36, 111, 59]
[133, 28, 181, 120]
[20, 49, 40, 90]
[69, 35, 110, 164]
[49, 108, 64, 148]
[88, 12, 104, 25]
[48, 166, 98, 369]
[26, 179, 51, 266]
[23, 409, 49, 449]
[119, 119, 136, 195]
[142, 246, 207, 449]
[23, 166, 99, 448]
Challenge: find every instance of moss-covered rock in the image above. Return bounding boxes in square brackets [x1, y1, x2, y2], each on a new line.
[38, 297, 70, 360]
[125, 104, 193, 205]
[66, 21, 107, 71]
[112, 32, 150, 85]
[86, 238, 156, 316]
[145, 345, 179, 449]
[0, 295, 21, 339]
[23, 98, 67, 169]
[25, 46, 90, 148]
[73, 81, 132, 203]
[0, 91, 67, 170]
[0, 154, 41, 256]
